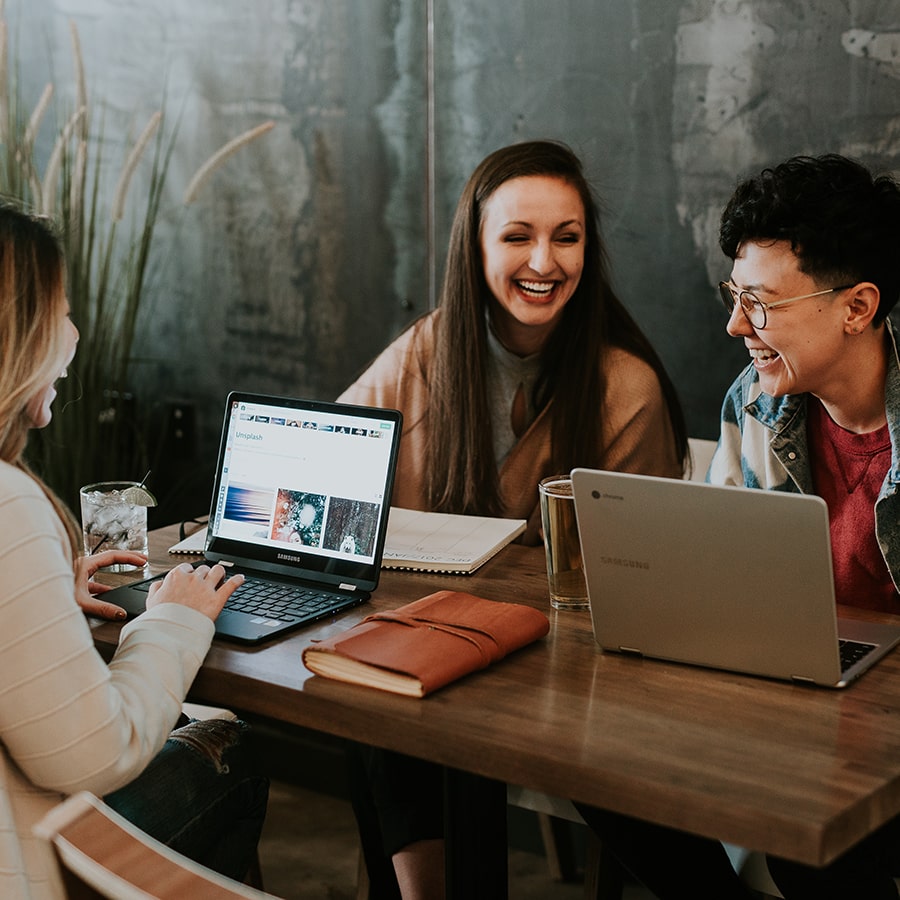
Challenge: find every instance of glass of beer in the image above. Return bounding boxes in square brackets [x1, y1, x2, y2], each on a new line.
[538, 476, 589, 610]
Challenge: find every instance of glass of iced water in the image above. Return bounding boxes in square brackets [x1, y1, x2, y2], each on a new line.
[79, 481, 150, 571]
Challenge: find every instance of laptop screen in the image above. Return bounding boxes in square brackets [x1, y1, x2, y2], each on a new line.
[204, 392, 402, 590]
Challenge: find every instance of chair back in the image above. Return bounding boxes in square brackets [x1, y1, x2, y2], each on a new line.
[33, 791, 277, 900]
[686, 437, 717, 482]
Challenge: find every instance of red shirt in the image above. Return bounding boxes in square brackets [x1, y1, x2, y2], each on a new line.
[808, 398, 897, 611]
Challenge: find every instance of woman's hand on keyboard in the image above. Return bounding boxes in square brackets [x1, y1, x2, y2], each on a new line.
[147, 563, 245, 621]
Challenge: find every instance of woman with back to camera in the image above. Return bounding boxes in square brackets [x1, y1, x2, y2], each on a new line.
[339, 139, 689, 898]
[0, 203, 268, 897]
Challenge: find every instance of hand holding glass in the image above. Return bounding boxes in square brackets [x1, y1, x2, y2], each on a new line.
[79, 481, 150, 572]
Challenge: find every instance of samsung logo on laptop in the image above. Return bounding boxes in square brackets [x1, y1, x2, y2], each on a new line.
[276, 552, 302, 563]
[599, 555, 650, 571]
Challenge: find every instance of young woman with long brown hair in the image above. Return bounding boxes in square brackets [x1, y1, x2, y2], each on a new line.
[339, 140, 688, 898]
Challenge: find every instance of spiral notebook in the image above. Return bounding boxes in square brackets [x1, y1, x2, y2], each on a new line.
[381, 508, 526, 574]
[171, 508, 526, 574]
[169, 525, 208, 554]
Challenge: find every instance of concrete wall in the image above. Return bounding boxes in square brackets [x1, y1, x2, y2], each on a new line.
[11, 0, 900, 508]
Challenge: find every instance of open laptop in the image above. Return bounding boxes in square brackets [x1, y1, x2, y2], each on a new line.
[571, 468, 900, 688]
[104, 392, 402, 643]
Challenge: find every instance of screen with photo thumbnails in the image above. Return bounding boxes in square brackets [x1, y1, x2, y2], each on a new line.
[210, 397, 398, 567]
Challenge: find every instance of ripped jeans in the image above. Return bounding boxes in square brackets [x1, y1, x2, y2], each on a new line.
[104, 716, 269, 881]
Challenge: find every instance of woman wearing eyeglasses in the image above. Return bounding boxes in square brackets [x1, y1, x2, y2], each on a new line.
[576, 154, 900, 900]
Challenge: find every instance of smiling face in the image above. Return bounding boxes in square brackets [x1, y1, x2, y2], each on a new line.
[25, 298, 78, 429]
[725, 239, 854, 399]
[479, 174, 585, 356]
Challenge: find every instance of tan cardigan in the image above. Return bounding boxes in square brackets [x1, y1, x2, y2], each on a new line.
[339, 312, 683, 544]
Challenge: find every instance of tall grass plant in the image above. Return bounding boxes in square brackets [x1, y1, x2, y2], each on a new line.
[0, 12, 272, 509]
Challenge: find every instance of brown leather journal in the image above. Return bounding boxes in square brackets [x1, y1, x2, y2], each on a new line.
[301, 590, 550, 697]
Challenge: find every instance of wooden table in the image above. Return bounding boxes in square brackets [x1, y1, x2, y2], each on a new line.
[92, 523, 900, 895]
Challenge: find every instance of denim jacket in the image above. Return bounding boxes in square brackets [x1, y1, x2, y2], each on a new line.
[708, 318, 900, 592]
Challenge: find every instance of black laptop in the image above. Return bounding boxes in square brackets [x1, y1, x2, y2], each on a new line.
[104, 391, 402, 643]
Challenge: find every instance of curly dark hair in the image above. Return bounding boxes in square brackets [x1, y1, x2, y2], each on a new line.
[719, 154, 900, 324]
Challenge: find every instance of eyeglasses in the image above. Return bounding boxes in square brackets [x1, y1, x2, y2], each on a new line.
[718, 281, 854, 329]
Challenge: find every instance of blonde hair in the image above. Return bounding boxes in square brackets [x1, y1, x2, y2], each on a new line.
[0, 204, 82, 554]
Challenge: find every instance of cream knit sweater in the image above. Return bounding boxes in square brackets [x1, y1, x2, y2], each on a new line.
[0, 461, 214, 898]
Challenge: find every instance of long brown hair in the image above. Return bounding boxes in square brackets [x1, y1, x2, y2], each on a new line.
[427, 140, 687, 515]
[0, 203, 82, 555]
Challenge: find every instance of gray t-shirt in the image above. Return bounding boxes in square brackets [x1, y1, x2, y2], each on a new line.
[486, 325, 542, 466]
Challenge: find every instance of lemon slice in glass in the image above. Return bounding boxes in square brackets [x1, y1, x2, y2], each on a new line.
[122, 485, 158, 507]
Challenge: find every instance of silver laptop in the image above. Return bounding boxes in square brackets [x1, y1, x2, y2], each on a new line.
[104, 391, 402, 644]
[571, 468, 900, 688]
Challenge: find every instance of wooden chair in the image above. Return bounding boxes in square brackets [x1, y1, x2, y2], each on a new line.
[33, 791, 279, 900]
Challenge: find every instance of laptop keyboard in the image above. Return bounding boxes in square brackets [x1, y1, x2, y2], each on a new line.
[223, 576, 351, 624]
[839, 638, 878, 673]
[132, 573, 353, 624]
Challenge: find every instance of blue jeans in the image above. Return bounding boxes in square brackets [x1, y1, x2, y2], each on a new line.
[104, 717, 269, 881]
